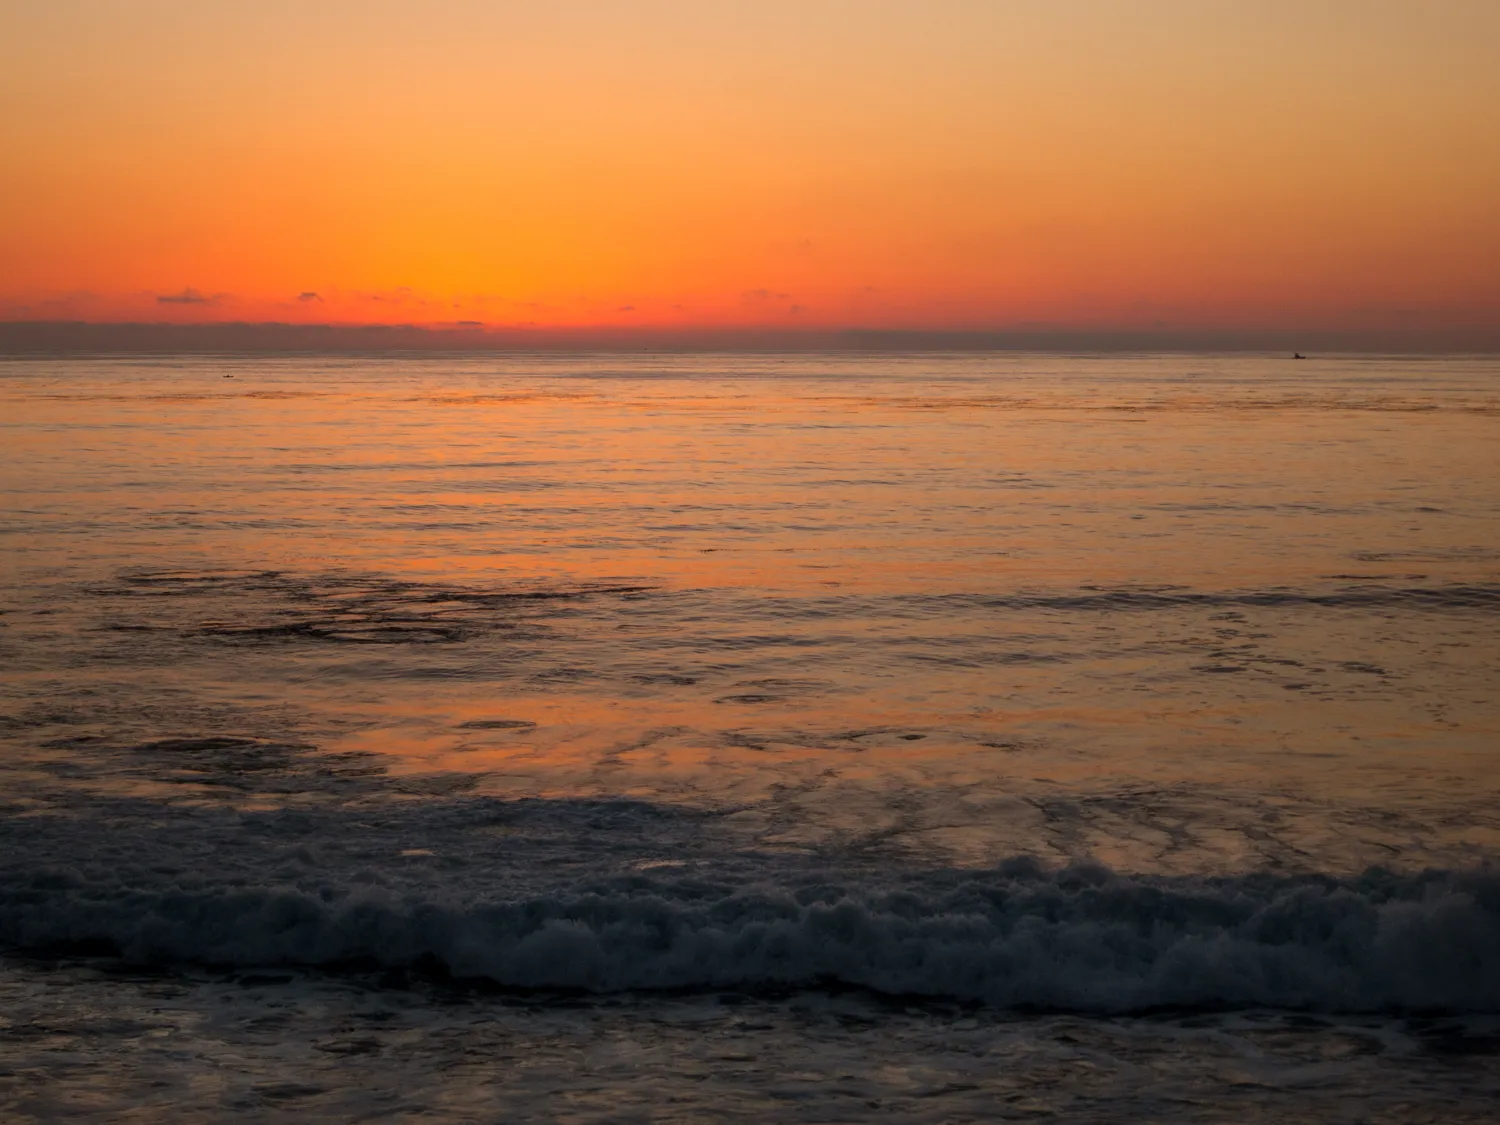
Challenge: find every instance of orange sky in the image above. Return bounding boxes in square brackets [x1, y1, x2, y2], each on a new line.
[2, 1, 1498, 332]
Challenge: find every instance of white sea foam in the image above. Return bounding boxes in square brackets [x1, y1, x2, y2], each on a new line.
[5, 799, 1496, 1012]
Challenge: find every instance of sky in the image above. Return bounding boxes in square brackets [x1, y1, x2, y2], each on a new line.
[2, 0, 1498, 337]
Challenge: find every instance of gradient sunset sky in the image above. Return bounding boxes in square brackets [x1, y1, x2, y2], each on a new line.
[3, 1, 1497, 334]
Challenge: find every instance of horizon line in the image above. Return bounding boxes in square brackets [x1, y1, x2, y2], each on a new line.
[3, 319, 1500, 356]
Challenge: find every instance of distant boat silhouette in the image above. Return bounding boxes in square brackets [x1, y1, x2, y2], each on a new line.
[1292, 353, 1305, 360]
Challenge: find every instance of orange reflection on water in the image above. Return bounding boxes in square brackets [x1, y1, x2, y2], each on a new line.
[3, 354, 1498, 873]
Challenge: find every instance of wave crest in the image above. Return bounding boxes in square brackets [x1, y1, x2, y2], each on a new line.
[6, 865, 1497, 1013]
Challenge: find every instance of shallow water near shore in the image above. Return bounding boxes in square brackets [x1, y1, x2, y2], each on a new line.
[2, 351, 1498, 1119]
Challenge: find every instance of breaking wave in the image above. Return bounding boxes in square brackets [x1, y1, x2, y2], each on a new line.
[6, 861, 1497, 1014]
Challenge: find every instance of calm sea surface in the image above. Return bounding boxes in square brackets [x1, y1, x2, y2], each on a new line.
[2, 352, 1499, 1121]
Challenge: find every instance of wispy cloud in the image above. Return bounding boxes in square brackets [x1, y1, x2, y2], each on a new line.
[296, 291, 323, 303]
[156, 287, 219, 305]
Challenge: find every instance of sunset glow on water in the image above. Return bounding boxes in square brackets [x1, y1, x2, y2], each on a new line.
[4, 353, 1500, 1119]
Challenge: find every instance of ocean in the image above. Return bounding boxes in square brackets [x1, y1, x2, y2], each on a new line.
[2, 351, 1498, 1121]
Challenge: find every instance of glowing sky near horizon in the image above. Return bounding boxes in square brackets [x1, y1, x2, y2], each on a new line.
[2, 1, 1497, 330]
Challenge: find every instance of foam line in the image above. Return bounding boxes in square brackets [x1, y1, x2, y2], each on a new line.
[6, 861, 1496, 1013]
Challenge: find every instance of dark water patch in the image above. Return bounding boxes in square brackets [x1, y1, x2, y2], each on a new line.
[1413, 1024, 1500, 1057]
[36, 731, 385, 789]
[200, 620, 471, 644]
[528, 666, 602, 684]
[716, 678, 833, 704]
[89, 568, 654, 604]
[835, 728, 929, 744]
[952, 584, 1500, 613]
[71, 569, 658, 651]
[1351, 548, 1500, 563]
